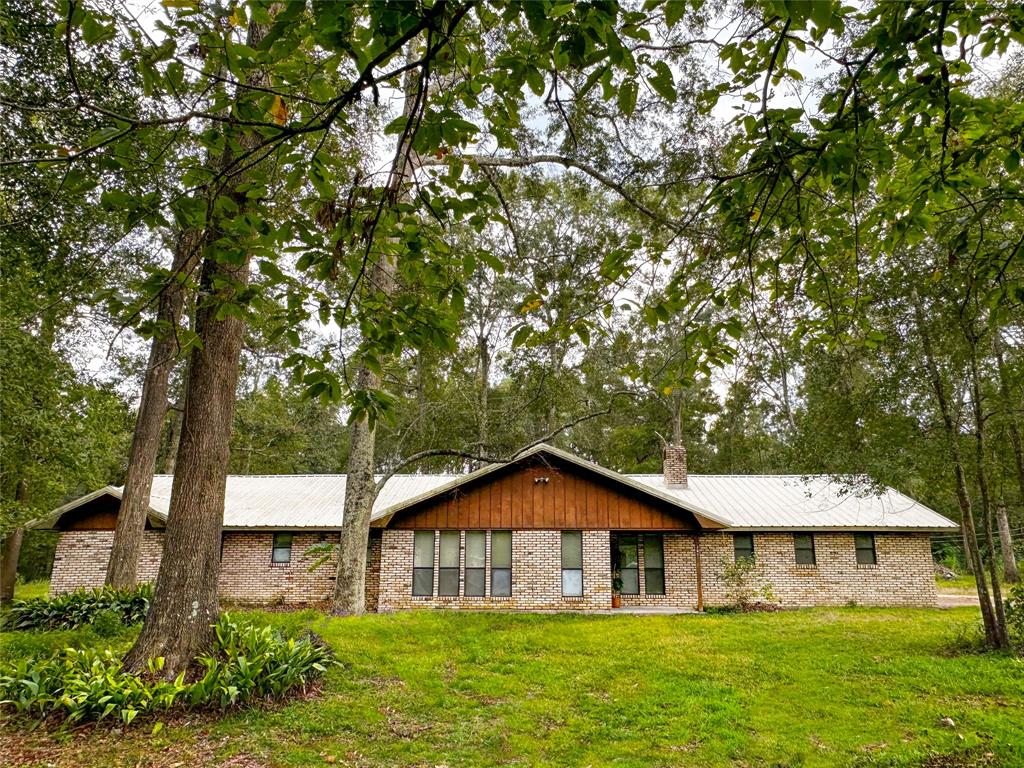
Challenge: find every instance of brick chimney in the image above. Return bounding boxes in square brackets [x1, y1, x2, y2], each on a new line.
[663, 443, 688, 488]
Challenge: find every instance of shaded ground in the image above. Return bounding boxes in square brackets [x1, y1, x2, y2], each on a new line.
[2, 604, 1021, 767]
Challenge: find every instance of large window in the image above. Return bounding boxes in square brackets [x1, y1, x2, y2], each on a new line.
[733, 533, 755, 562]
[491, 530, 512, 597]
[643, 535, 665, 595]
[413, 531, 435, 596]
[271, 533, 293, 564]
[439, 531, 461, 596]
[465, 531, 486, 597]
[561, 531, 583, 596]
[616, 535, 640, 594]
[794, 534, 816, 565]
[855, 533, 877, 565]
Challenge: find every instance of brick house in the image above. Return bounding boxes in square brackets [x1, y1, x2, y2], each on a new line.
[36, 444, 957, 610]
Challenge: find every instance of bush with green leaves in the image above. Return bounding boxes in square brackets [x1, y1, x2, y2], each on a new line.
[717, 557, 777, 610]
[0, 649, 183, 726]
[0, 614, 335, 726]
[1006, 581, 1024, 648]
[187, 615, 334, 707]
[1, 585, 153, 631]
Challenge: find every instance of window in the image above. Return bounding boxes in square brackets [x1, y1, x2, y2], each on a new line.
[616, 535, 640, 595]
[733, 533, 755, 562]
[465, 531, 486, 596]
[794, 534, 816, 565]
[271, 533, 293, 564]
[413, 531, 434, 596]
[644, 535, 666, 595]
[491, 530, 512, 597]
[438, 531, 460, 596]
[855, 533, 876, 565]
[561, 531, 583, 596]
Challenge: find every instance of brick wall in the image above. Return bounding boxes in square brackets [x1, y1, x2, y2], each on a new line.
[218, 532, 338, 604]
[699, 532, 938, 607]
[617, 532, 699, 609]
[50, 530, 164, 595]
[48, 527, 938, 610]
[48, 529, 381, 608]
[378, 529, 612, 611]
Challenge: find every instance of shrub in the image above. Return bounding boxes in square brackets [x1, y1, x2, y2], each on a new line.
[0, 650, 183, 725]
[718, 556, 777, 610]
[1, 586, 153, 631]
[188, 615, 334, 708]
[0, 614, 336, 726]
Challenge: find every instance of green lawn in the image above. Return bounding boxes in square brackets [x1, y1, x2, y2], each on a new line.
[2, 605, 1022, 767]
[11, 581, 49, 601]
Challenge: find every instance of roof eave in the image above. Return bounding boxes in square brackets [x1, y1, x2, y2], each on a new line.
[29, 486, 167, 531]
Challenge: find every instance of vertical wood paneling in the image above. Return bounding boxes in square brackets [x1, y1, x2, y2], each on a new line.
[391, 460, 698, 531]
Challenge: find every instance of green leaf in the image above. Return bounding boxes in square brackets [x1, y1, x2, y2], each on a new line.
[647, 60, 676, 103]
[548, 2, 575, 19]
[617, 79, 637, 117]
[81, 13, 115, 45]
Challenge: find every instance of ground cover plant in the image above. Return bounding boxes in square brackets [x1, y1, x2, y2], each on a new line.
[2, 603, 1021, 768]
[0, 614, 334, 727]
[1, 585, 153, 631]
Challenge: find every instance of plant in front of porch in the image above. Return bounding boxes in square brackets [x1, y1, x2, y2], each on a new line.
[611, 573, 623, 609]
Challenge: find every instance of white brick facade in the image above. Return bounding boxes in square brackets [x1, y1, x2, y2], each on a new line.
[699, 532, 938, 608]
[47, 528, 938, 610]
[378, 529, 612, 611]
[50, 530, 164, 595]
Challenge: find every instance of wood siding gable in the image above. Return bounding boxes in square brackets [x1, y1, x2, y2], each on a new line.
[386, 456, 706, 531]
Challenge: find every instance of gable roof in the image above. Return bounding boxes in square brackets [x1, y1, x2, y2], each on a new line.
[370, 443, 730, 529]
[34, 485, 167, 530]
[35, 444, 957, 532]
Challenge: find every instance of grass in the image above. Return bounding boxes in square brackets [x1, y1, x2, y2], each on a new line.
[2, 602, 1022, 768]
[12, 581, 50, 601]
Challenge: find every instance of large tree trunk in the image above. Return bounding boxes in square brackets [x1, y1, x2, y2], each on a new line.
[332, 61, 420, 615]
[967, 346, 1009, 648]
[122, 16, 272, 675]
[994, 332, 1022, 579]
[107, 230, 200, 588]
[913, 296, 1002, 648]
[0, 528, 24, 605]
[1, 479, 30, 604]
[332, 368, 380, 615]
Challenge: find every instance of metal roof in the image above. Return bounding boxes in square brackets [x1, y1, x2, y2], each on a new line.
[627, 474, 958, 531]
[37, 444, 957, 532]
[141, 474, 458, 529]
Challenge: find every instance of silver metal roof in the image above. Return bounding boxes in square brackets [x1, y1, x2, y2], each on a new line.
[141, 474, 458, 529]
[39, 444, 957, 532]
[627, 474, 957, 531]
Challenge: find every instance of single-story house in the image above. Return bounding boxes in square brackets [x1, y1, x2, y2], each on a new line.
[35, 443, 957, 610]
